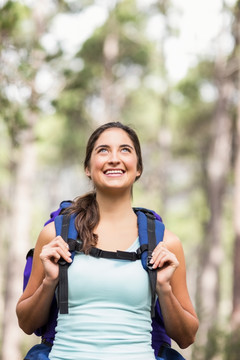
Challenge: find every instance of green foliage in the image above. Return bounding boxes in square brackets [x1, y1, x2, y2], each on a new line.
[35, 114, 65, 164]
[0, 98, 28, 147]
[205, 326, 226, 359]
[56, 0, 94, 13]
[77, 3, 151, 71]
[119, 37, 150, 67]
[78, 29, 104, 65]
[115, 0, 141, 23]
[224, 328, 240, 360]
[0, 1, 30, 41]
[171, 60, 216, 157]
[123, 87, 160, 140]
[0, 119, 12, 184]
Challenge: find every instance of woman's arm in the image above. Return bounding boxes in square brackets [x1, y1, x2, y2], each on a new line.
[16, 222, 72, 335]
[150, 229, 199, 349]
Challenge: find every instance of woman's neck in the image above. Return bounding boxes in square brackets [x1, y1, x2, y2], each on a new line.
[96, 190, 134, 220]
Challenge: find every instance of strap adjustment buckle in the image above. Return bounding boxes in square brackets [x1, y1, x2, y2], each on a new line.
[147, 254, 154, 270]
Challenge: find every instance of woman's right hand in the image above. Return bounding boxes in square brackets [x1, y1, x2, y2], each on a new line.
[16, 224, 72, 335]
[39, 236, 72, 282]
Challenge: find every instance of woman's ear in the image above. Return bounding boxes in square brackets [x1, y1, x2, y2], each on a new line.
[85, 167, 91, 179]
[136, 168, 141, 178]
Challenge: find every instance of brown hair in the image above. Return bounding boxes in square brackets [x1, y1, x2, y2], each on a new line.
[65, 122, 143, 253]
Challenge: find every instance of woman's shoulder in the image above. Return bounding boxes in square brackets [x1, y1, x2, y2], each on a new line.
[163, 228, 183, 254]
[37, 221, 56, 247]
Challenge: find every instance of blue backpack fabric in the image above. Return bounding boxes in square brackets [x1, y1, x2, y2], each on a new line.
[24, 343, 51, 360]
[23, 202, 185, 360]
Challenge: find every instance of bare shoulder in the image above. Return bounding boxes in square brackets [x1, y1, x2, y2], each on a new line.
[19, 222, 57, 300]
[163, 229, 184, 255]
[36, 221, 56, 247]
[32, 222, 56, 263]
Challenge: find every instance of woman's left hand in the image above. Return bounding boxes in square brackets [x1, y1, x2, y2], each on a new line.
[149, 242, 179, 291]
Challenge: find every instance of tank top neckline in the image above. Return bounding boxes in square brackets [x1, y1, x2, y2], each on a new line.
[126, 237, 139, 251]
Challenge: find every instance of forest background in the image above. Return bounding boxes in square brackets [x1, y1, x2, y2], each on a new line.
[1, 0, 240, 359]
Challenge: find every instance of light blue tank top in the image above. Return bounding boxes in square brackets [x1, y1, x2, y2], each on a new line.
[49, 238, 155, 360]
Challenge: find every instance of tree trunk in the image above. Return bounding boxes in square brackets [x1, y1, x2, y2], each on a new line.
[193, 63, 233, 360]
[1, 128, 36, 360]
[232, 102, 240, 328]
[232, 3, 240, 332]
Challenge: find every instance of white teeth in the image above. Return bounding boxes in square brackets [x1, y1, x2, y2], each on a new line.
[105, 170, 123, 175]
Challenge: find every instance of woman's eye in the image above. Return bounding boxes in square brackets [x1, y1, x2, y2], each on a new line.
[98, 148, 108, 153]
[121, 147, 131, 153]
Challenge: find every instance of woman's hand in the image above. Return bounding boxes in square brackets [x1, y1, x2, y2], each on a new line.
[149, 231, 199, 348]
[40, 236, 72, 283]
[150, 242, 179, 292]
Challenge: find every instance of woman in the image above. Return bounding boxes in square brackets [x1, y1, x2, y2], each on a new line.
[16, 122, 199, 360]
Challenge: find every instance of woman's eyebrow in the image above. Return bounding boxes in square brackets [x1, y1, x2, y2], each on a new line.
[94, 144, 134, 151]
[120, 144, 134, 149]
[94, 144, 110, 151]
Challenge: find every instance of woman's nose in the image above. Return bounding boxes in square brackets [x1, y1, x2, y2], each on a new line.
[108, 150, 120, 164]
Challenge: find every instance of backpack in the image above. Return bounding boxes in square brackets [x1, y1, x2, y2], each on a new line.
[23, 201, 185, 360]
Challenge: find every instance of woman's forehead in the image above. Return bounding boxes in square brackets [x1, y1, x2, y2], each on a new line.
[94, 128, 134, 147]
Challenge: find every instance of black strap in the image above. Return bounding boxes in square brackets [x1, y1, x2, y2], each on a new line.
[58, 215, 71, 314]
[68, 240, 147, 261]
[26, 248, 34, 259]
[158, 342, 171, 356]
[89, 247, 142, 261]
[146, 213, 157, 317]
[68, 238, 83, 252]
[41, 338, 53, 348]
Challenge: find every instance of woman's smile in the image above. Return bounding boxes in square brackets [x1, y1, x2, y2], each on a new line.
[104, 169, 125, 176]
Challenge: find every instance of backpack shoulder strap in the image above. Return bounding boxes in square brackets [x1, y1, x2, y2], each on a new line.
[134, 208, 165, 317]
[134, 208, 165, 269]
[55, 213, 78, 314]
[55, 212, 78, 239]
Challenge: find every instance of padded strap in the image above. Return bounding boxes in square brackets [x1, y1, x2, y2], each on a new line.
[58, 215, 71, 314]
[146, 213, 157, 317]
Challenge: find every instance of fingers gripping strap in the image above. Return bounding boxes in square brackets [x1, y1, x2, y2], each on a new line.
[58, 215, 71, 314]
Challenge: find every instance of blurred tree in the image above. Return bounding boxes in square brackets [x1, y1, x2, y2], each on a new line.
[171, 3, 234, 357]
[197, 54, 233, 360]
[0, 0, 80, 358]
[0, 2, 39, 358]
[228, 1, 240, 358]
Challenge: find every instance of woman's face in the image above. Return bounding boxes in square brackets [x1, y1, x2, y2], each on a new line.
[85, 128, 141, 194]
